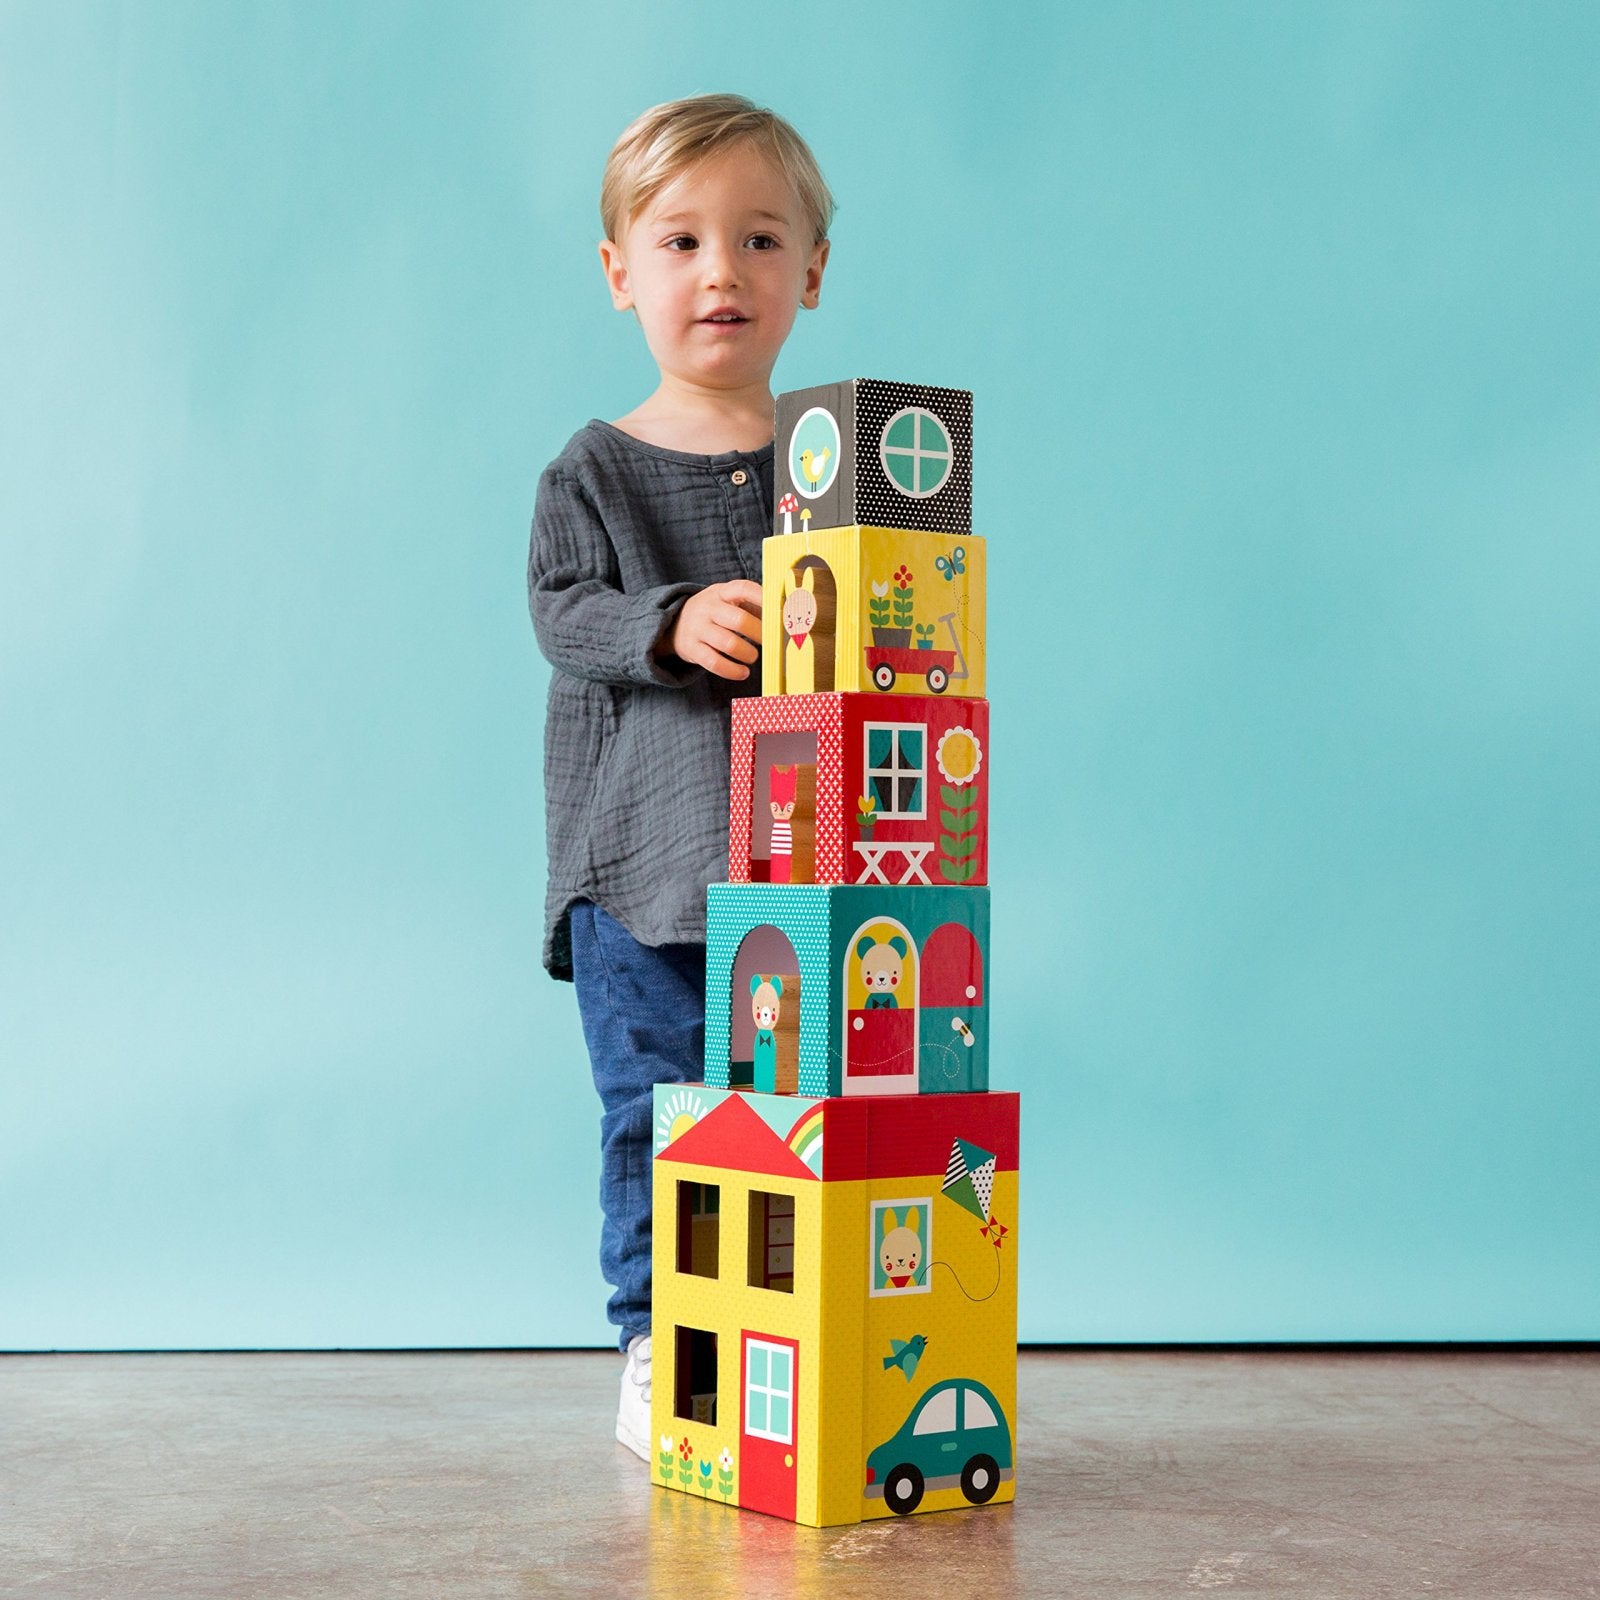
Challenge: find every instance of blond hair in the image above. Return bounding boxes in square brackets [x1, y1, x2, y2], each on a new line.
[600, 94, 834, 246]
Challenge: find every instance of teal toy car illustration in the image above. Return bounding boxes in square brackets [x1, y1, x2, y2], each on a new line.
[864, 1378, 1014, 1514]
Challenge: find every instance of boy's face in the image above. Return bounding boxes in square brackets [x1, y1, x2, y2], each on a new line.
[599, 140, 829, 395]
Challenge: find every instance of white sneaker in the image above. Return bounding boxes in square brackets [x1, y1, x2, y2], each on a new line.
[616, 1334, 651, 1460]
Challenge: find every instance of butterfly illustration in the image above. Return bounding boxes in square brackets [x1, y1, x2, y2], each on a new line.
[935, 546, 967, 582]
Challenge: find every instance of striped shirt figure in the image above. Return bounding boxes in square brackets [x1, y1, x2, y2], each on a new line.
[769, 763, 798, 883]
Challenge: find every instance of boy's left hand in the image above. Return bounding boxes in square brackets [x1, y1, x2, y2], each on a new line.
[662, 580, 763, 681]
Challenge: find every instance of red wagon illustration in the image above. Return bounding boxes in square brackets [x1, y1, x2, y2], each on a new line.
[864, 612, 970, 694]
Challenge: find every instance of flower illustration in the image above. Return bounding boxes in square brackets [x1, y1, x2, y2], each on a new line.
[719, 1448, 734, 1471]
[660, 1435, 675, 1454]
[893, 565, 913, 589]
[870, 579, 889, 598]
[679, 1436, 694, 1460]
[936, 726, 984, 786]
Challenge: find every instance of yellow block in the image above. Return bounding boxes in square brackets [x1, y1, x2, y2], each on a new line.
[651, 1153, 1018, 1527]
[762, 527, 986, 700]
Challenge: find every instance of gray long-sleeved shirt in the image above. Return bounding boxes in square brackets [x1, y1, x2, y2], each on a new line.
[527, 420, 774, 980]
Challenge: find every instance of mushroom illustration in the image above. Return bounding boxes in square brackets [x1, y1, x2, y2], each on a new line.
[777, 491, 799, 535]
[800, 506, 812, 535]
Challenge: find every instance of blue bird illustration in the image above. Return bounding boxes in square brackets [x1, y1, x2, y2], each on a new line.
[882, 1334, 929, 1380]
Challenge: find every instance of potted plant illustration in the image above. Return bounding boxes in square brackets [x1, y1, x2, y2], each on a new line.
[856, 794, 878, 839]
[869, 569, 915, 648]
[915, 622, 936, 651]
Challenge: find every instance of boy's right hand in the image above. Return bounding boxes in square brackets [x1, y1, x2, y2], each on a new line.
[663, 580, 763, 681]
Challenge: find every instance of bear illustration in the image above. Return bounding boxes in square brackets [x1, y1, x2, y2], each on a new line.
[750, 974, 783, 1093]
[856, 934, 908, 1010]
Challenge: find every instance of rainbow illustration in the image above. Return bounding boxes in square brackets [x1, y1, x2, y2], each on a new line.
[788, 1103, 825, 1172]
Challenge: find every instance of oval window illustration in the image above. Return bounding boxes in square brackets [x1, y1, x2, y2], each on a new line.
[788, 406, 841, 500]
[879, 407, 954, 498]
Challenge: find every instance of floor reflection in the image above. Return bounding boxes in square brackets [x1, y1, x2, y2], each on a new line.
[646, 1475, 1017, 1600]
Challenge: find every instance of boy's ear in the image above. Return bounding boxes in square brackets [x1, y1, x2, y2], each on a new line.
[598, 239, 633, 312]
[801, 237, 830, 310]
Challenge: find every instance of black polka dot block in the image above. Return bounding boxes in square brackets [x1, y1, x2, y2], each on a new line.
[774, 380, 974, 538]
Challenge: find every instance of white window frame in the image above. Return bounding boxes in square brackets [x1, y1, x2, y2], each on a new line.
[863, 723, 928, 821]
[743, 1338, 795, 1444]
[868, 1195, 933, 1294]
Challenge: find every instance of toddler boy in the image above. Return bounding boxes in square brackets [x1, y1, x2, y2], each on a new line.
[526, 94, 832, 1459]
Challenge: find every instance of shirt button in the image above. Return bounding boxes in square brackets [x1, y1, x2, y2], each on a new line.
[730, 469, 748, 486]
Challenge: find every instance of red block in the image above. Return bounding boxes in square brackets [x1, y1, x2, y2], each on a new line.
[730, 692, 989, 889]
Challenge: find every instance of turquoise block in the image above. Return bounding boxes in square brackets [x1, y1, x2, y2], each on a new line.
[706, 883, 990, 1098]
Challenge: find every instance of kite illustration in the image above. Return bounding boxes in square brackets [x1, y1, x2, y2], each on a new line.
[942, 1136, 1007, 1249]
[942, 1137, 996, 1221]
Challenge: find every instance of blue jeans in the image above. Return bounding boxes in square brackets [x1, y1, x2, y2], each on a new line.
[569, 900, 706, 1351]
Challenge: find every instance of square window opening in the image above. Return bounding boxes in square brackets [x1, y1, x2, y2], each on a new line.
[752, 732, 819, 883]
[747, 1191, 796, 1293]
[674, 1326, 717, 1425]
[676, 1181, 720, 1279]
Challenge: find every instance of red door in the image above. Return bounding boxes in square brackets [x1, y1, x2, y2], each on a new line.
[739, 1331, 799, 1520]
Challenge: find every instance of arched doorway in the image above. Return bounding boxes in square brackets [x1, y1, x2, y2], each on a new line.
[781, 556, 837, 693]
[730, 925, 802, 1093]
[841, 916, 918, 1096]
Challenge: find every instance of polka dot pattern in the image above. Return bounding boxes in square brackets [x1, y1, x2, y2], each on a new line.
[729, 694, 847, 883]
[706, 884, 837, 1098]
[852, 381, 973, 536]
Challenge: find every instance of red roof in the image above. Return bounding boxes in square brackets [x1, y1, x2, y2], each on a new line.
[656, 1093, 819, 1183]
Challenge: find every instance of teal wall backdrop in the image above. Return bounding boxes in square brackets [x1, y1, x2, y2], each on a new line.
[2, 2, 1596, 1348]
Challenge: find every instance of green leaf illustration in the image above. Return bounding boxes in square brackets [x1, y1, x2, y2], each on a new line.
[940, 856, 978, 883]
[939, 832, 980, 860]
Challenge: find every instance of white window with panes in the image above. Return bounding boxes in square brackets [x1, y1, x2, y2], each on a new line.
[864, 724, 927, 820]
[743, 1340, 794, 1443]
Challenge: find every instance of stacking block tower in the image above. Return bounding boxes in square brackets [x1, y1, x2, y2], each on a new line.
[651, 380, 1017, 1526]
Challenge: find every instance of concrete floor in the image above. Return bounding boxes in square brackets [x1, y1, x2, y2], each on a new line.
[1, 1350, 1596, 1599]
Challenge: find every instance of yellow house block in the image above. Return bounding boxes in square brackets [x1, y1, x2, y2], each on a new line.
[762, 526, 986, 700]
[651, 1086, 1018, 1527]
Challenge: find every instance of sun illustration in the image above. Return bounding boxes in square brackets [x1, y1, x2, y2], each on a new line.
[935, 726, 983, 786]
[655, 1088, 706, 1152]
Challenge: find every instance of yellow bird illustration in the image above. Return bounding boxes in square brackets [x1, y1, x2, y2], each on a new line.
[798, 446, 832, 489]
